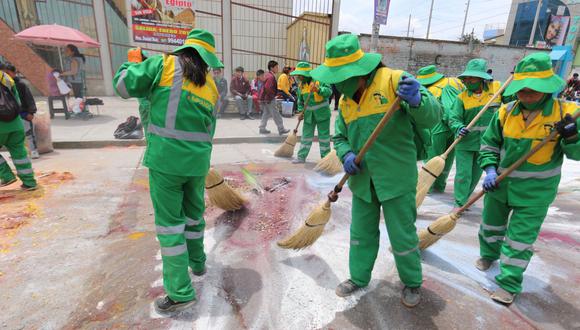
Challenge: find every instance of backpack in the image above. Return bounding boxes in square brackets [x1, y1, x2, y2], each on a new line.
[0, 84, 20, 122]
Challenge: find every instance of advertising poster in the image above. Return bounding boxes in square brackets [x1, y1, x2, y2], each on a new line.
[374, 0, 390, 25]
[131, 0, 196, 46]
[545, 15, 570, 47]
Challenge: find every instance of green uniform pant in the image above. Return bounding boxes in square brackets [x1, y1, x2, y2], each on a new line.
[479, 194, 548, 294]
[297, 117, 331, 160]
[349, 185, 422, 288]
[0, 130, 36, 186]
[149, 169, 206, 302]
[426, 131, 455, 192]
[453, 150, 482, 207]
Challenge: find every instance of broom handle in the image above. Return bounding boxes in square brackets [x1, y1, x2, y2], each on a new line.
[457, 111, 580, 213]
[329, 97, 402, 199]
[294, 91, 314, 132]
[442, 75, 514, 159]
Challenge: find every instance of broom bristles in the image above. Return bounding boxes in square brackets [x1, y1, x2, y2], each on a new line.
[418, 212, 460, 250]
[277, 201, 331, 250]
[274, 131, 298, 158]
[416, 156, 446, 207]
[314, 150, 343, 176]
[206, 168, 247, 211]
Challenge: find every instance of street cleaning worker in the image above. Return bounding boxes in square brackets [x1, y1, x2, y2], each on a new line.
[113, 29, 222, 314]
[311, 34, 440, 307]
[417, 65, 464, 192]
[127, 47, 151, 131]
[290, 62, 332, 163]
[0, 68, 37, 190]
[477, 53, 579, 305]
[448, 59, 502, 209]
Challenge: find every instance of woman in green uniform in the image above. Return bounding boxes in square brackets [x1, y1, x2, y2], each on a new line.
[478, 53, 579, 305]
[113, 29, 222, 314]
[290, 62, 332, 163]
[311, 34, 440, 307]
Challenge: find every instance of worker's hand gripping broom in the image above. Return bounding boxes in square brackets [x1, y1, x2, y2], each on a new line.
[418, 110, 580, 250]
[205, 168, 247, 211]
[274, 89, 314, 158]
[415, 75, 515, 208]
[278, 97, 402, 250]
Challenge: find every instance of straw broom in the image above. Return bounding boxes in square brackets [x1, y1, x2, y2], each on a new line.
[314, 149, 343, 176]
[416, 75, 515, 208]
[205, 168, 247, 211]
[278, 97, 402, 250]
[274, 92, 313, 158]
[418, 110, 580, 250]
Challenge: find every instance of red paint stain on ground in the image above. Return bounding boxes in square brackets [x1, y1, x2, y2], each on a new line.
[538, 230, 580, 247]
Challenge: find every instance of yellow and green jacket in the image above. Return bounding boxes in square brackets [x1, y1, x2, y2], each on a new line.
[333, 67, 440, 203]
[297, 80, 331, 124]
[448, 80, 503, 151]
[0, 72, 23, 134]
[113, 54, 218, 177]
[479, 98, 580, 206]
[427, 77, 464, 135]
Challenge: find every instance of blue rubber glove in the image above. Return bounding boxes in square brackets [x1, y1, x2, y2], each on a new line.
[482, 166, 498, 192]
[397, 76, 422, 107]
[343, 152, 360, 175]
[458, 127, 470, 137]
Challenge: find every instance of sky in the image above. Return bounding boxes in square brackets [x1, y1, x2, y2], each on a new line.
[338, 0, 513, 41]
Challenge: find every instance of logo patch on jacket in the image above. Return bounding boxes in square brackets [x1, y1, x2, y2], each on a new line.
[373, 92, 388, 106]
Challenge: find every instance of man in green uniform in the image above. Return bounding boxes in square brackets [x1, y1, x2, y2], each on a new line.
[417, 65, 464, 192]
[290, 62, 332, 163]
[311, 34, 440, 307]
[478, 53, 579, 305]
[448, 59, 502, 208]
[113, 29, 222, 314]
[0, 70, 37, 190]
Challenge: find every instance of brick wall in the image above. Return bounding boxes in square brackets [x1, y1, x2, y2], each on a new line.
[0, 20, 52, 96]
[359, 34, 550, 82]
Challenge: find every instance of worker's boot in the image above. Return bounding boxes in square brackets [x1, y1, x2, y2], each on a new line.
[21, 184, 38, 191]
[490, 287, 516, 305]
[475, 258, 494, 271]
[401, 286, 421, 308]
[154, 296, 196, 314]
[192, 266, 206, 276]
[335, 279, 362, 297]
[0, 178, 17, 187]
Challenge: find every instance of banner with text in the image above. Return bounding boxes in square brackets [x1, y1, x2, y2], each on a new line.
[131, 0, 196, 46]
[374, 0, 390, 25]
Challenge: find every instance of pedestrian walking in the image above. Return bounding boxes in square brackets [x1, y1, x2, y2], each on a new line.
[259, 60, 290, 135]
[113, 29, 222, 314]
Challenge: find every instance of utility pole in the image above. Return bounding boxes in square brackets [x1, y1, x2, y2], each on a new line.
[529, 0, 543, 46]
[426, 0, 435, 39]
[370, 20, 380, 52]
[407, 14, 412, 38]
[461, 0, 471, 37]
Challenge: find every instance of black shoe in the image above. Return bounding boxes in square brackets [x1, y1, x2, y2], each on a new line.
[278, 128, 290, 135]
[259, 128, 271, 134]
[401, 286, 421, 307]
[21, 184, 38, 191]
[0, 178, 17, 187]
[192, 266, 206, 276]
[246, 114, 255, 120]
[154, 296, 196, 314]
[240, 115, 246, 120]
[336, 279, 362, 297]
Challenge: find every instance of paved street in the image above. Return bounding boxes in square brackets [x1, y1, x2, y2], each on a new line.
[1, 144, 578, 329]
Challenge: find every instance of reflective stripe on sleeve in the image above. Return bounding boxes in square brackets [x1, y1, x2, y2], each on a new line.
[148, 124, 211, 142]
[186, 217, 201, 226]
[504, 237, 533, 251]
[498, 166, 561, 179]
[480, 145, 500, 153]
[116, 70, 130, 99]
[392, 246, 419, 256]
[481, 224, 506, 231]
[161, 244, 187, 257]
[471, 126, 488, 132]
[307, 102, 330, 110]
[13, 158, 31, 165]
[500, 254, 530, 268]
[165, 58, 184, 129]
[156, 224, 185, 235]
[185, 231, 204, 240]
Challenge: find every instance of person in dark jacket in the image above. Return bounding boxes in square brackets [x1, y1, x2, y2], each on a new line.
[213, 68, 229, 118]
[258, 60, 289, 135]
[3, 64, 39, 159]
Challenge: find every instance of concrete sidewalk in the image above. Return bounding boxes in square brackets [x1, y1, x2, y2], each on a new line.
[40, 96, 339, 148]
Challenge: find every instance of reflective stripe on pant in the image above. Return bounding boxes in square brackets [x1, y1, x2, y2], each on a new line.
[426, 131, 455, 192]
[234, 95, 253, 115]
[480, 194, 548, 294]
[149, 169, 206, 302]
[297, 116, 331, 160]
[453, 150, 482, 207]
[349, 186, 422, 288]
[0, 130, 36, 186]
[259, 101, 284, 131]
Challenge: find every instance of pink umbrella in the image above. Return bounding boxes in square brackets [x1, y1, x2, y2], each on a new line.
[14, 24, 100, 69]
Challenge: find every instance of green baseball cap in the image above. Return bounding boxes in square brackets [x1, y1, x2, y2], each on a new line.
[416, 65, 445, 86]
[173, 29, 224, 68]
[459, 58, 492, 80]
[504, 52, 565, 96]
[310, 34, 382, 84]
[290, 62, 312, 77]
